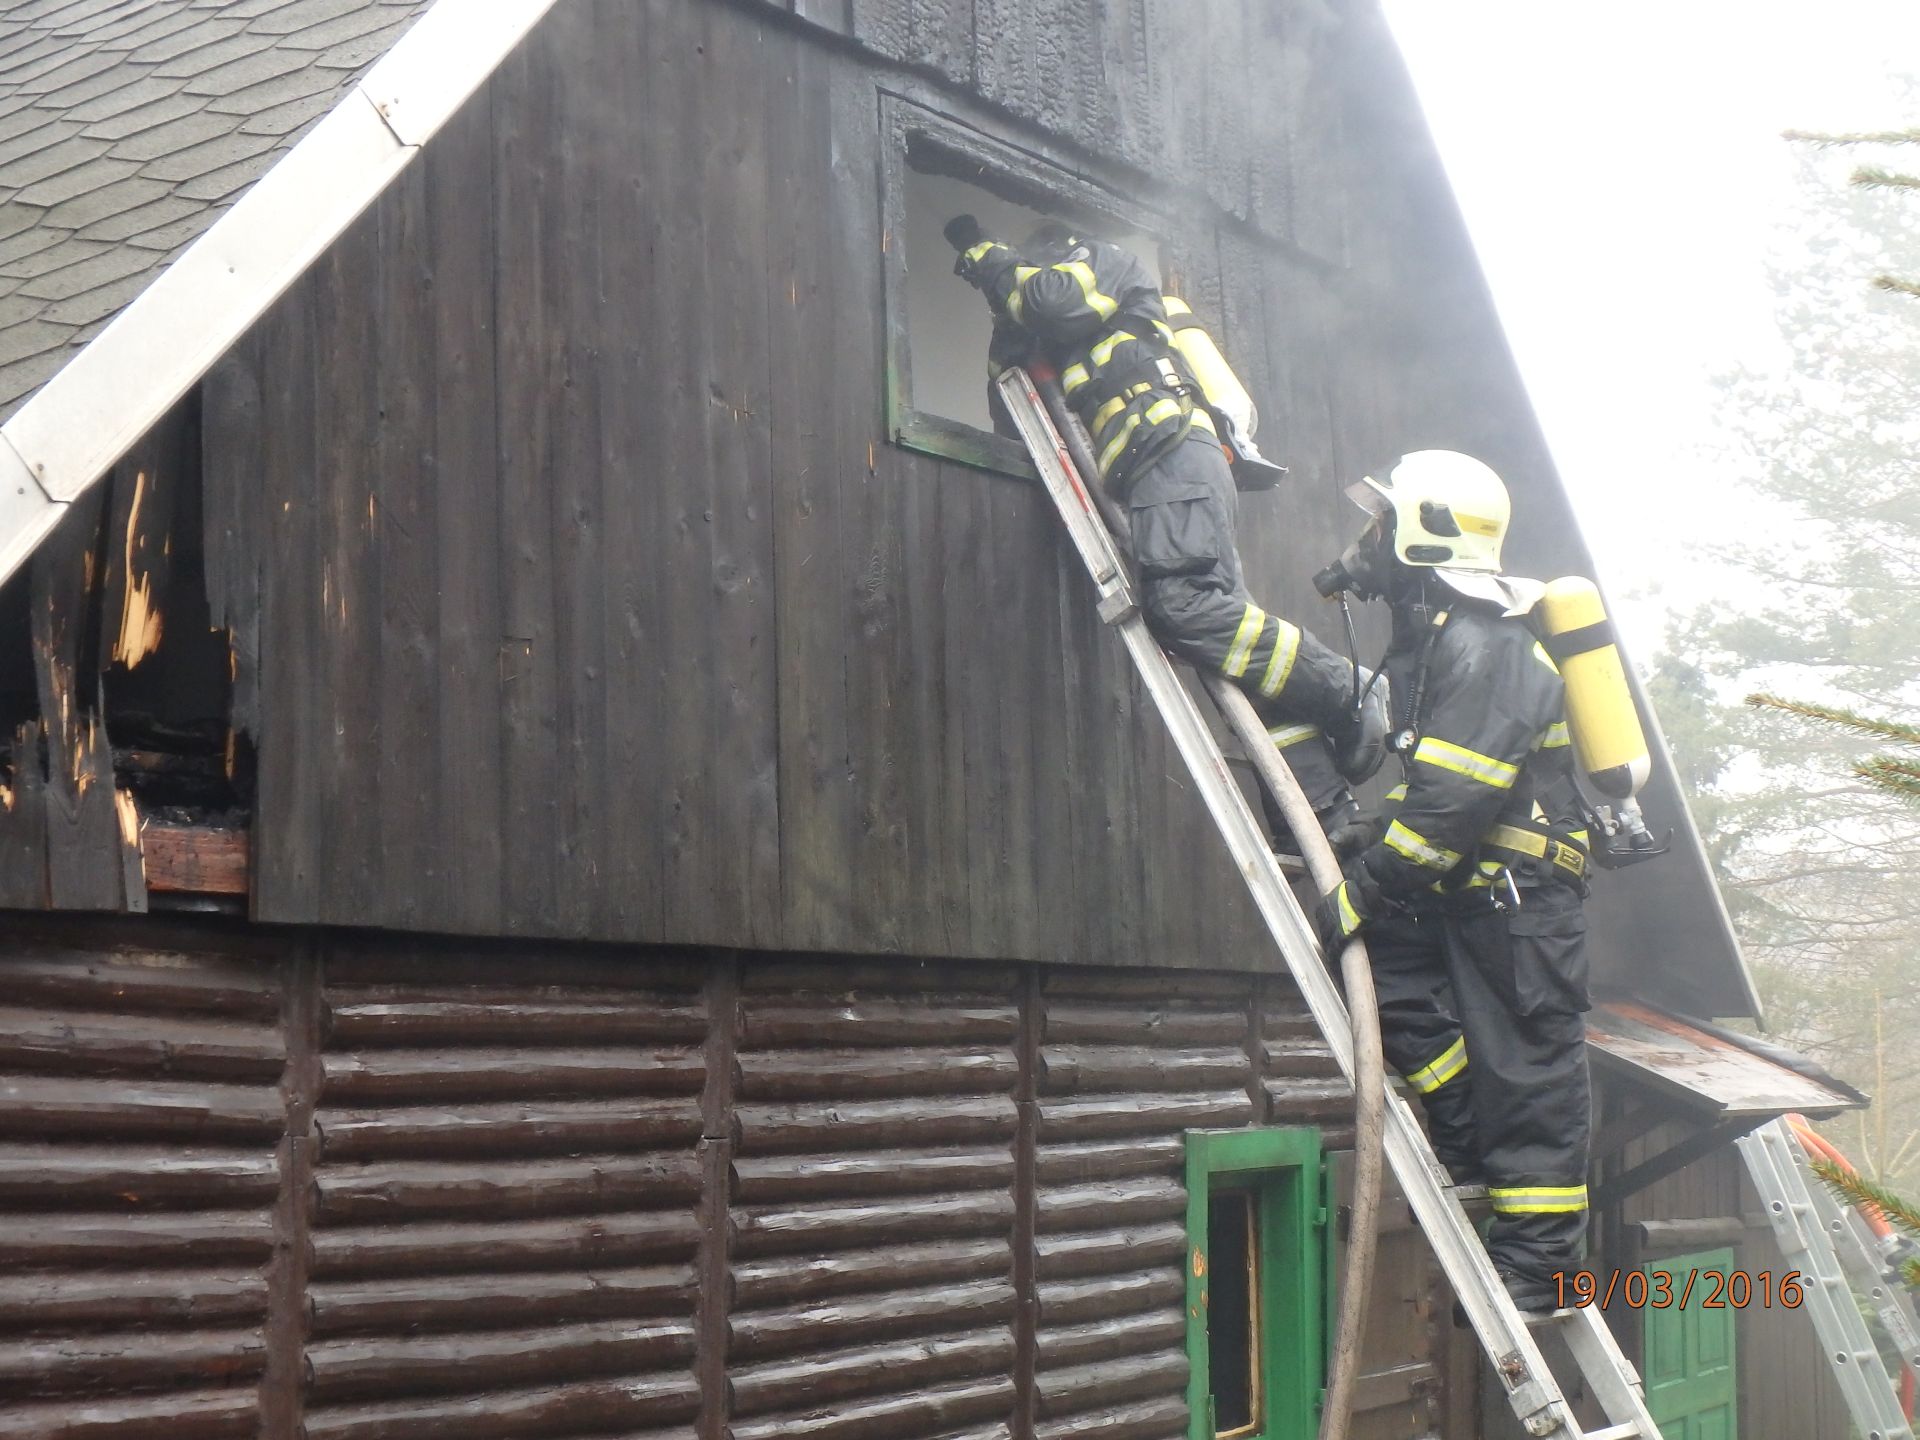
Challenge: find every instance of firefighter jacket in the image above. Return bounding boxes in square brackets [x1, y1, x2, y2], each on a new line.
[961, 236, 1214, 494]
[1361, 600, 1587, 902]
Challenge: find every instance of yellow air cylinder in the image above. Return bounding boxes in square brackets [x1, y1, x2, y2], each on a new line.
[1539, 576, 1651, 798]
[1163, 296, 1257, 441]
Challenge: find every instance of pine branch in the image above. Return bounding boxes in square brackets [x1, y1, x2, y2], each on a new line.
[1851, 166, 1920, 191]
[1872, 274, 1920, 299]
[1810, 1158, 1920, 1235]
[1905, 1254, 1919, 1289]
[1782, 128, 1920, 146]
[1856, 756, 1920, 804]
[1746, 693, 1920, 745]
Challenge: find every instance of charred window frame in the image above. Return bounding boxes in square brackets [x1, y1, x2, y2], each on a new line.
[879, 92, 1174, 477]
[1184, 1128, 1332, 1440]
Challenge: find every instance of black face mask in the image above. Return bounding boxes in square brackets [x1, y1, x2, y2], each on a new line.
[1318, 517, 1394, 602]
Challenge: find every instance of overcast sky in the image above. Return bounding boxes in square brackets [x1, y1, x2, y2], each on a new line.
[1381, 2, 1920, 658]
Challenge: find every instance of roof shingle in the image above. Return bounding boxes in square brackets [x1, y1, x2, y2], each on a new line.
[0, 0, 437, 419]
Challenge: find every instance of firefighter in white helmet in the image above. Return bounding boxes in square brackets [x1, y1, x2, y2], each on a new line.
[944, 213, 1387, 846]
[1311, 450, 1593, 1314]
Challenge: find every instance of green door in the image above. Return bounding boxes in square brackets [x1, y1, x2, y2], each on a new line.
[1643, 1247, 1738, 1440]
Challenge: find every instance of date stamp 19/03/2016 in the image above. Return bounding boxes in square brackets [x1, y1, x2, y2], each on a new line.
[1551, 1269, 1807, 1310]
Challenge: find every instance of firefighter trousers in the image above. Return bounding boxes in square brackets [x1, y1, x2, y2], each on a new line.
[1125, 434, 1354, 810]
[1365, 883, 1593, 1288]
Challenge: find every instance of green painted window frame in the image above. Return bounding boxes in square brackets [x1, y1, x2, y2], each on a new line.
[1184, 1128, 1333, 1440]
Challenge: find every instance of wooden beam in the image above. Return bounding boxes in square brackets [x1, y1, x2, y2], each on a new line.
[1593, 1119, 1760, 1209]
[1627, 1217, 1750, 1256]
[141, 821, 249, 896]
[1591, 1100, 1670, 1162]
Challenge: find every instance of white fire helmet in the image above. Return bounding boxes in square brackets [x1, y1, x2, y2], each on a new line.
[1346, 451, 1541, 612]
[1347, 450, 1509, 570]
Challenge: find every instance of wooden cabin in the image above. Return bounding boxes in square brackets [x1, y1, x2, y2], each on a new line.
[0, 2, 1868, 1437]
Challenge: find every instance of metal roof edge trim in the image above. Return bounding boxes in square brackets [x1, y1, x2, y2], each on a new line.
[1630, 673, 1768, 1028]
[0, 0, 560, 586]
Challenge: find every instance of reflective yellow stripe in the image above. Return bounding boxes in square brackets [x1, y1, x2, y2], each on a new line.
[1062, 362, 1090, 394]
[1257, 618, 1301, 698]
[1224, 604, 1266, 678]
[1092, 395, 1127, 433]
[1142, 396, 1183, 426]
[964, 241, 999, 264]
[1541, 720, 1570, 749]
[1570, 829, 1589, 850]
[1266, 723, 1318, 749]
[1385, 783, 1408, 803]
[1414, 736, 1519, 789]
[1096, 413, 1141, 475]
[1005, 265, 1043, 325]
[1058, 260, 1118, 319]
[1335, 885, 1361, 937]
[1405, 1037, 1467, 1095]
[1484, 823, 1549, 860]
[1489, 1184, 1588, 1215]
[1384, 820, 1461, 872]
[1532, 641, 1560, 675]
[1484, 822, 1588, 880]
[1089, 329, 1136, 367]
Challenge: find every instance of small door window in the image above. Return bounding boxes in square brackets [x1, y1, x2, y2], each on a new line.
[1185, 1128, 1330, 1440]
[1208, 1188, 1262, 1435]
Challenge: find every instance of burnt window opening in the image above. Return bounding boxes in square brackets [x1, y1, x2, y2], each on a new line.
[881, 95, 1173, 477]
[0, 389, 251, 910]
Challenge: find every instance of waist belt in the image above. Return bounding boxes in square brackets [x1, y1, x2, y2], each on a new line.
[1480, 820, 1589, 883]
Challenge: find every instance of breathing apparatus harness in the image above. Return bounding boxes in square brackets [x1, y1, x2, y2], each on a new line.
[1313, 538, 1661, 904]
[1067, 311, 1207, 491]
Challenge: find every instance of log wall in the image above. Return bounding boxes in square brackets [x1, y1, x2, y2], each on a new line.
[0, 913, 1459, 1440]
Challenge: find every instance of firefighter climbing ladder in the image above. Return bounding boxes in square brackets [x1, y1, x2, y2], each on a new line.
[1738, 1117, 1918, 1440]
[995, 365, 1662, 1440]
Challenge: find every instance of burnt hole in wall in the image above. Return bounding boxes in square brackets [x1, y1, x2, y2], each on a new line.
[0, 391, 250, 909]
[95, 395, 248, 821]
[0, 569, 33, 757]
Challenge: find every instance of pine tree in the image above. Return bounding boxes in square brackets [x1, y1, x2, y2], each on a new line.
[1754, 694, 1920, 1226]
[1650, 106, 1920, 1189]
[1735, 115, 1920, 1226]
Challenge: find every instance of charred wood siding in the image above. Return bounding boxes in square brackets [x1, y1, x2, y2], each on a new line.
[0, 917, 1466, 1438]
[0, 0, 1732, 1011]
[185, 0, 1385, 974]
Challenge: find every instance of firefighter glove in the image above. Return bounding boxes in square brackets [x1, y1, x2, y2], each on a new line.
[1313, 855, 1389, 954]
[943, 213, 985, 252]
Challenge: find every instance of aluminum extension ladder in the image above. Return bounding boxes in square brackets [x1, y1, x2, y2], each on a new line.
[1738, 1118, 1918, 1440]
[996, 366, 1662, 1440]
